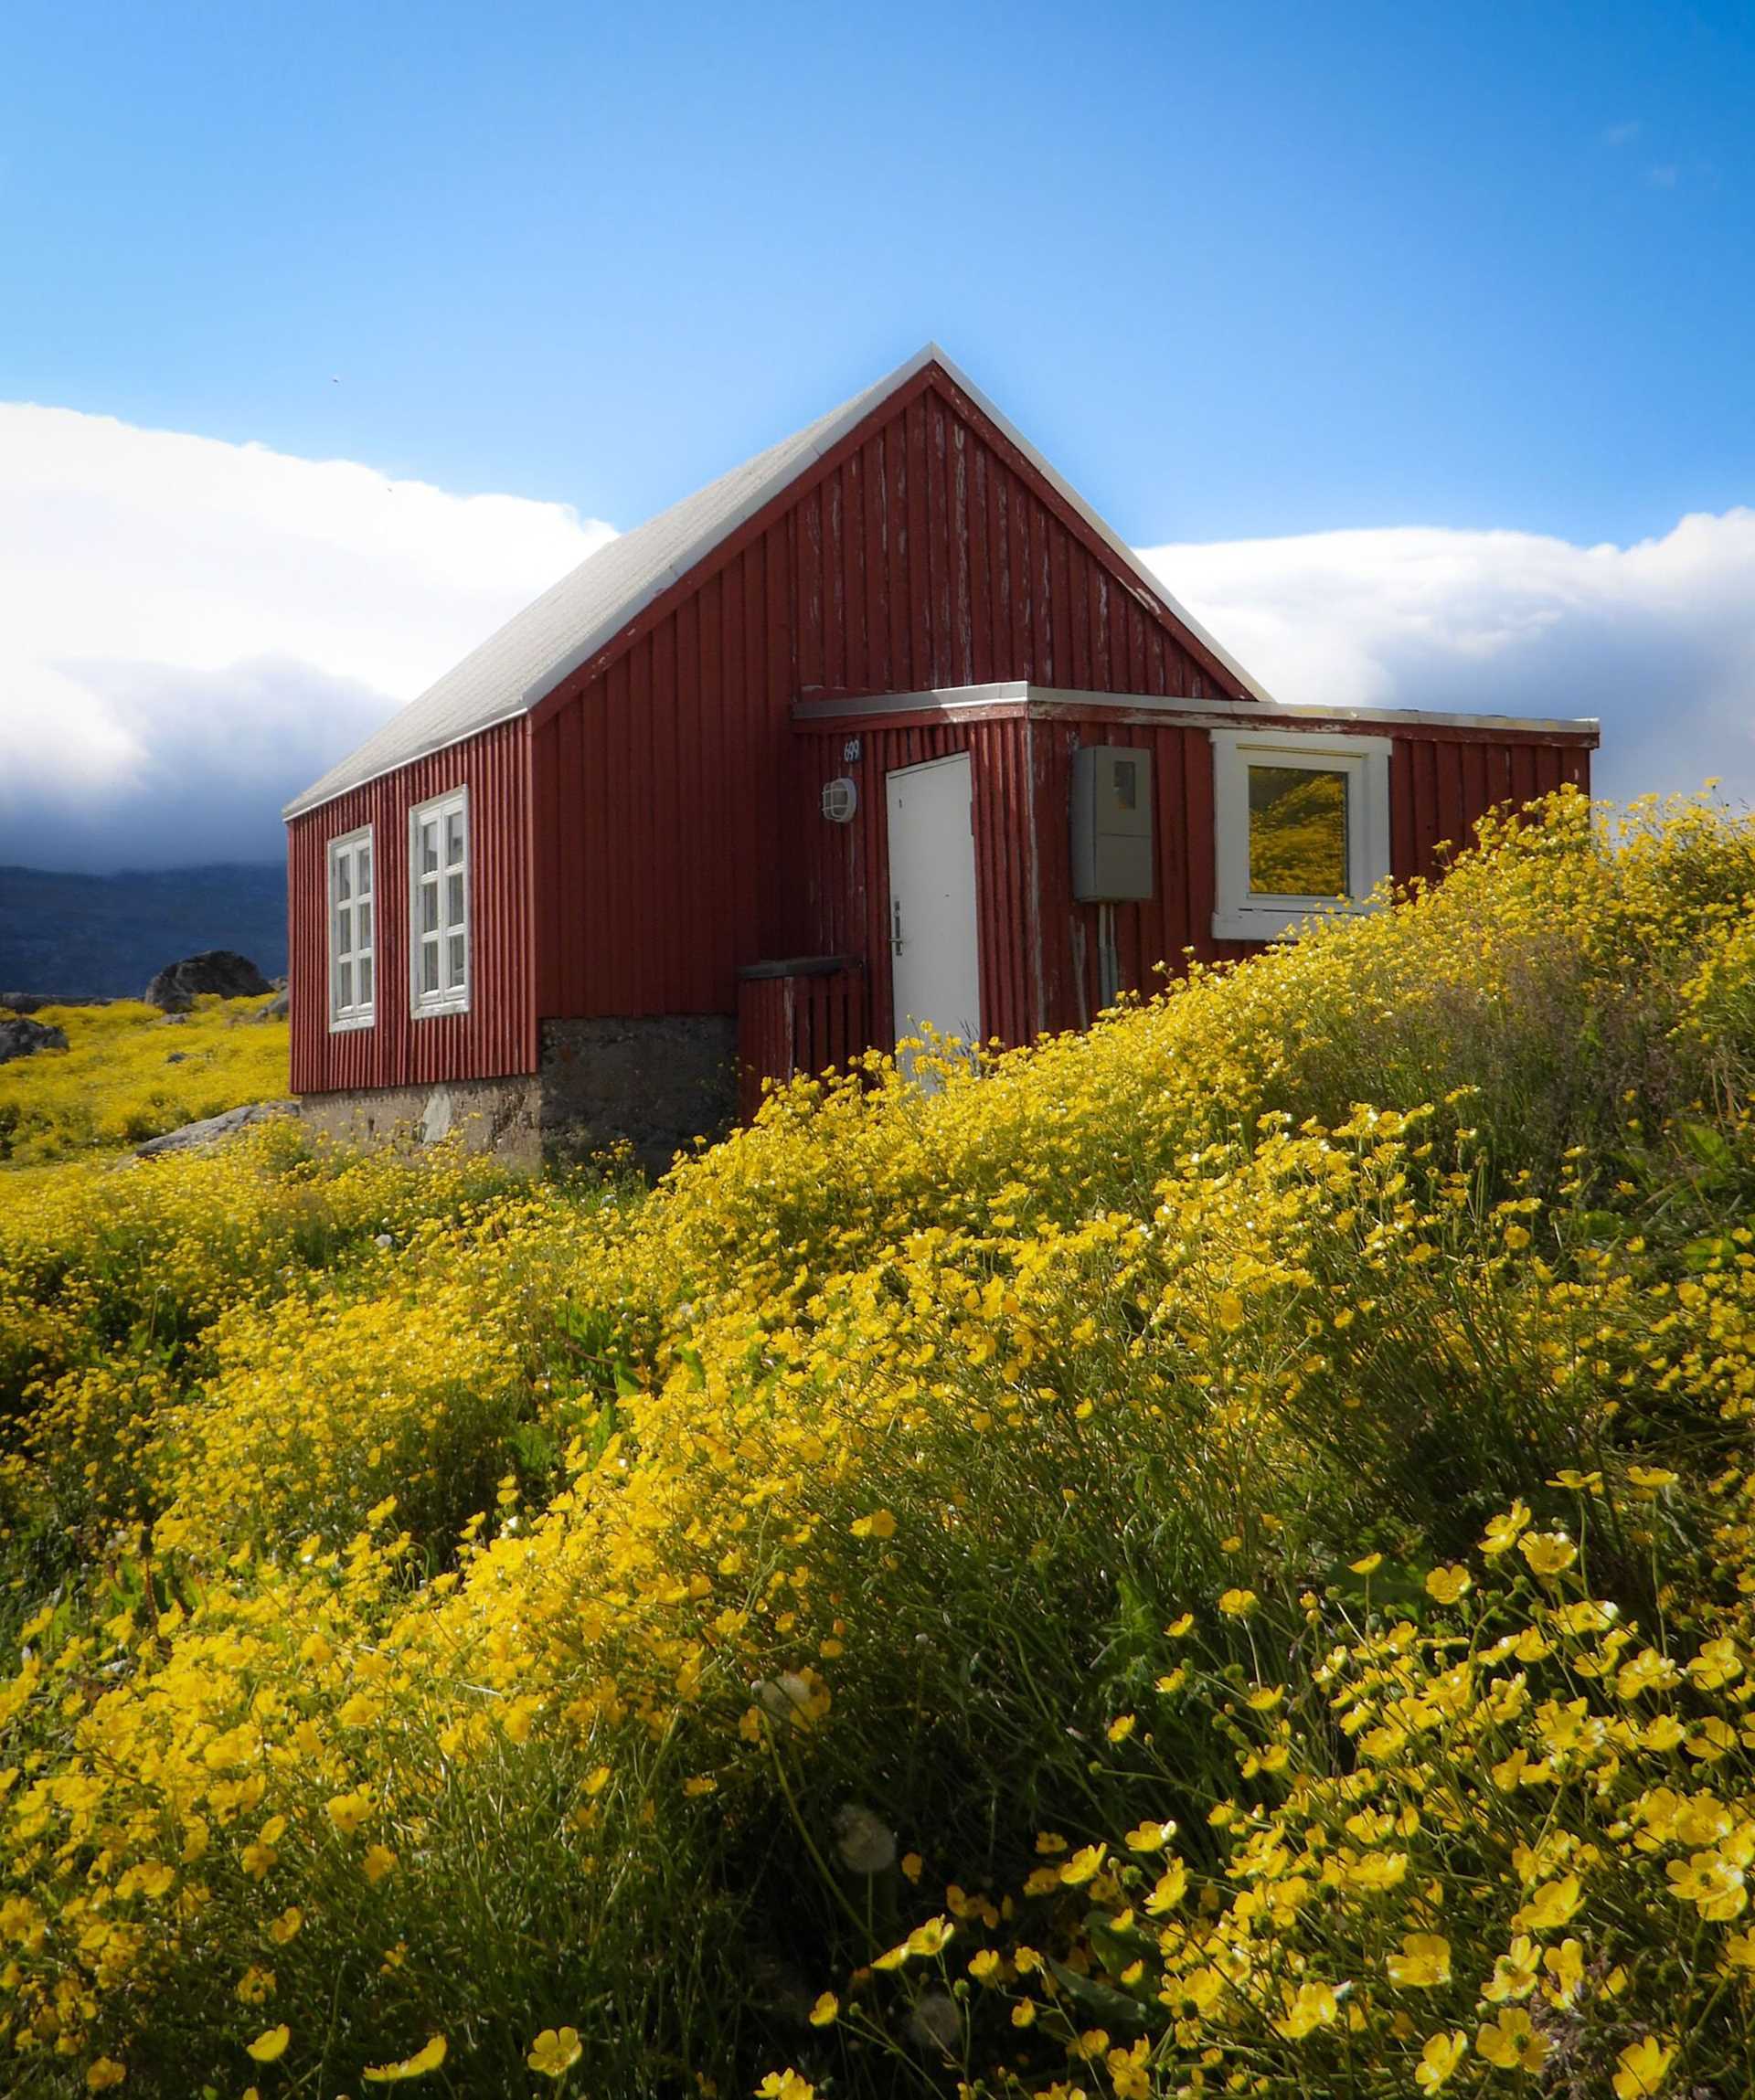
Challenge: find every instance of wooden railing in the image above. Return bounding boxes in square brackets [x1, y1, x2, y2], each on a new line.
[735, 958, 867, 1121]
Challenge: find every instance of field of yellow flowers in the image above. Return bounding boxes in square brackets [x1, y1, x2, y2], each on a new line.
[5, 790, 1755, 2099]
[0, 997, 289, 1171]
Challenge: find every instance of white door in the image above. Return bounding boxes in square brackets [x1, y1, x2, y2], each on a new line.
[886, 753, 982, 1080]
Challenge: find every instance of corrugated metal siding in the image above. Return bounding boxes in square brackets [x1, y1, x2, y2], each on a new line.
[532, 370, 1245, 1021]
[289, 717, 536, 1094]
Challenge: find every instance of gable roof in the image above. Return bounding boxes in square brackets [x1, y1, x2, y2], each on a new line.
[285, 345, 1271, 819]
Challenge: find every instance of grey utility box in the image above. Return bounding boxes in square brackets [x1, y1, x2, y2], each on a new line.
[1070, 744, 1154, 901]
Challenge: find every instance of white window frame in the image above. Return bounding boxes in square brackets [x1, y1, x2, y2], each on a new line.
[408, 787, 471, 1019]
[1211, 729, 1393, 942]
[326, 826, 376, 1032]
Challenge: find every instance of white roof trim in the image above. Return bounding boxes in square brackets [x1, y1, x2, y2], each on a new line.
[792, 681, 1601, 740]
[285, 344, 1274, 821]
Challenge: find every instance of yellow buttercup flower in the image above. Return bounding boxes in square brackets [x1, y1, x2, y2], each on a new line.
[1058, 1845, 1107, 1886]
[526, 2028, 583, 2077]
[1612, 2036, 1675, 2099]
[1519, 1532, 1578, 1577]
[1424, 1564, 1472, 1604]
[85, 2063, 127, 2093]
[363, 2034, 447, 2083]
[325, 1790, 373, 1836]
[1477, 2009, 1548, 2073]
[756, 2073, 814, 2100]
[1480, 1501, 1531, 1555]
[1272, 1979, 1339, 2039]
[246, 2026, 291, 2064]
[1413, 2031, 1467, 2092]
[1512, 1875, 1582, 1934]
[1218, 1588, 1258, 1617]
[809, 1989, 840, 2022]
[848, 1509, 896, 1540]
[1386, 1934, 1452, 1989]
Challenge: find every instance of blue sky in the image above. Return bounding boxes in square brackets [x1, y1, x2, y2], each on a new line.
[6, 0, 1751, 543]
[3, 2, 1754, 867]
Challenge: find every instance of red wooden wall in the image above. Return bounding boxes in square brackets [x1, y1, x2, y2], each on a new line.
[529, 365, 1249, 1023]
[287, 718, 536, 1095]
[789, 712, 1037, 1052]
[792, 709, 1593, 1052]
[1027, 716, 1591, 1041]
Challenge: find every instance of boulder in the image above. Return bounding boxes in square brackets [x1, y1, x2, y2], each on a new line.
[144, 951, 272, 1012]
[253, 988, 290, 1023]
[134, 1100, 295, 1157]
[0, 993, 106, 1015]
[0, 1016, 69, 1064]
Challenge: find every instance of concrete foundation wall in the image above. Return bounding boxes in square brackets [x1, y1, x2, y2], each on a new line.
[296, 1014, 738, 1177]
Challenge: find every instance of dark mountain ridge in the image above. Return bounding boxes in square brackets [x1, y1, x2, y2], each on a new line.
[0, 864, 286, 1001]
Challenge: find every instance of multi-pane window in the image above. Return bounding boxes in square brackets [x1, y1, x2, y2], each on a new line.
[1211, 731, 1391, 942]
[409, 790, 470, 1015]
[327, 828, 375, 1029]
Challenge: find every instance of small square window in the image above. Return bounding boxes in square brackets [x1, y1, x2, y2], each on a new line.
[1211, 731, 1391, 942]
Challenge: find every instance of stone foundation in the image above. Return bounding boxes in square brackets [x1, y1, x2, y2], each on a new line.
[537, 1015, 737, 1174]
[296, 1014, 737, 1178]
[298, 1072, 543, 1168]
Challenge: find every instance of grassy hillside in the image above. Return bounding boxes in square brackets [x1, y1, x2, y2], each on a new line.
[0, 997, 289, 1169]
[3, 790, 1755, 2099]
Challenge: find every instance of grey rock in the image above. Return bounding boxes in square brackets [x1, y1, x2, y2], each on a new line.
[253, 988, 290, 1023]
[0, 993, 110, 1014]
[0, 1017, 69, 1064]
[165, 1052, 188, 1065]
[134, 1100, 294, 1157]
[144, 950, 272, 1011]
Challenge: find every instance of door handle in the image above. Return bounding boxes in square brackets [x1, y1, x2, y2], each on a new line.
[891, 900, 904, 956]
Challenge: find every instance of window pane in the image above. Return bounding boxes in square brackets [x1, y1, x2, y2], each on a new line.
[420, 882, 439, 935]
[358, 897, 372, 948]
[1247, 766, 1349, 896]
[445, 809, 465, 867]
[358, 843, 372, 894]
[358, 956, 373, 1006]
[421, 940, 440, 994]
[335, 904, 352, 959]
[446, 871, 464, 928]
[421, 821, 440, 875]
[335, 854, 351, 903]
[447, 931, 466, 987]
[336, 960, 353, 1010]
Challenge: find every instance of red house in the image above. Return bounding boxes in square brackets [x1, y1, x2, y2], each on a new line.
[285, 346, 1598, 1166]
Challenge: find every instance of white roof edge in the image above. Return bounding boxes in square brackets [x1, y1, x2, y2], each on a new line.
[287, 343, 1280, 822]
[281, 705, 531, 820]
[513, 345, 949, 715]
[792, 682, 1601, 738]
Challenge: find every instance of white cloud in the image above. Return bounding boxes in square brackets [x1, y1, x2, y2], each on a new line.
[3, 401, 1752, 872]
[0, 404, 613, 869]
[1140, 511, 1755, 809]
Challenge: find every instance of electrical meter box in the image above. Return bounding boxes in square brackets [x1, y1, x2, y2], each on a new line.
[1070, 744, 1154, 901]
